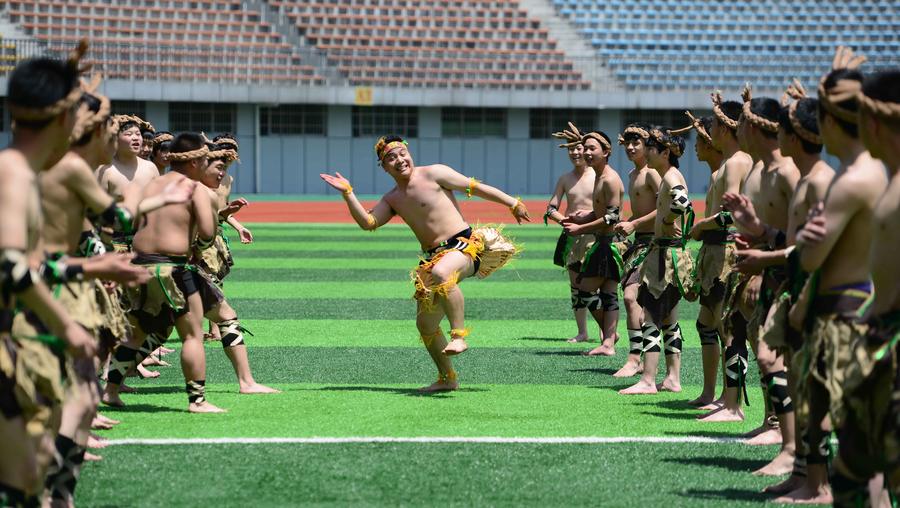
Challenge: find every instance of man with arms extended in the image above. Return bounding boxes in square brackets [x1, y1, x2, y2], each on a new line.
[321, 135, 529, 392]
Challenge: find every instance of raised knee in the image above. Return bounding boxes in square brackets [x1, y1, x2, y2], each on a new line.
[429, 265, 457, 285]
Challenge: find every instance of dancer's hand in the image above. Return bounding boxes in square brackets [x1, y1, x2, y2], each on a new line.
[722, 193, 764, 238]
[615, 220, 635, 236]
[735, 248, 766, 275]
[320, 172, 353, 194]
[563, 222, 584, 235]
[510, 201, 531, 224]
[796, 214, 826, 248]
[238, 226, 253, 244]
[85, 253, 149, 286]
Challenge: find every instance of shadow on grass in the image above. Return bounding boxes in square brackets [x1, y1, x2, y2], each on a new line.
[663, 429, 744, 439]
[517, 336, 585, 343]
[568, 367, 619, 376]
[99, 403, 183, 414]
[678, 487, 768, 503]
[640, 411, 701, 421]
[316, 385, 489, 398]
[629, 399, 701, 411]
[119, 385, 185, 395]
[530, 350, 589, 357]
[663, 455, 767, 472]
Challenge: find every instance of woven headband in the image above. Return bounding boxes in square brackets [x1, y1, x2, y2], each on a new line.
[215, 137, 239, 150]
[68, 74, 113, 143]
[818, 46, 867, 124]
[153, 132, 174, 145]
[710, 90, 739, 131]
[857, 90, 900, 120]
[780, 79, 822, 145]
[649, 128, 683, 157]
[552, 121, 584, 148]
[207, 148, 239, 162]
[670, 111, 714, 146]
[113, 114, 153, 133]
[166, 145, 209, 162]
[617, 126, 650, 145]
[741, 83, 780, 133]
[581, 132, 611, 152]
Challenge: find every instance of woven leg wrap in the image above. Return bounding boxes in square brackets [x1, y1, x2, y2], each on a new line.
[724, 343, 750, 405]
[106, 345, 139, 385]
[219, 318, 245, 348]
[696, 321, 719, 346]
[0, 482, 26, 507]
[571, 286, 586, 310]
[662, 323, 683, 356]
[186, 379, 206, 404]
[583, 290, 601, 312]
[641, 322, 661, 353]
[46, 435, 85, 502]
[599, 291, 619, 311]
[830, 468, 869, 508]
[627, 328, 643, 355]
[765, 370, 793, 414]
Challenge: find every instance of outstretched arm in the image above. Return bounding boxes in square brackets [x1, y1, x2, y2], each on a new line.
[430, 164, 531, 224]
[320, 172, 395, 230]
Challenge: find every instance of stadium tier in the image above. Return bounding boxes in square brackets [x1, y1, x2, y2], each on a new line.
[553, 0, 900, 90]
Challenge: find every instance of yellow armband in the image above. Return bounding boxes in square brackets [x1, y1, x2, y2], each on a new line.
[466, 177, 480, 198]
[365, 214, 377, 228]
[342, 184, 353, 195]
[509, 197, 523, 215]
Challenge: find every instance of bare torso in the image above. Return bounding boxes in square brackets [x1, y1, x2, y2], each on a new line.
[560, 169, 595, 214]
[750, 158, 798, 236]
[96, 155, 158, 200]
[628, 166, 660, 233]
[593, 165, 625, 232]
[817, 154, 887, 290]
[383, 165, 470, 249]
[131, 172, 198, 256]
[38, 152, 93, 254]
[786, 162, 834, 245]
[0, 150, 42, 310]
[869, 171, 900, 315]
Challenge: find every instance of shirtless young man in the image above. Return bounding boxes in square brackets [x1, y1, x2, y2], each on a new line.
[102, 133, 227, 413]
[723, 84, 836, 482]
[828, 68, 900, 507]
[96, 115, 159, 209]
[700, 87, 799, 436]
[686, 99, 752, 410]
[619, 128, 693, 395]
[611, 124, 661, 377]
[546, 124, 595, 343]
[37, 87, 187, 504]
[150, 131, 173, 175]
[189, 143, 277, 395]
[561, 130, 625, 356]
[321, 135, 529, 392]
[775, 49, 885, 505]
[0, 51, 99, 507]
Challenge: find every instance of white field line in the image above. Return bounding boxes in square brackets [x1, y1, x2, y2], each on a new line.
[106, 436, 744, 446]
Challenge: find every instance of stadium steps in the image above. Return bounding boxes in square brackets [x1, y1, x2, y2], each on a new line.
[515, 0, 625, 92]
[244, 0, 348, 86]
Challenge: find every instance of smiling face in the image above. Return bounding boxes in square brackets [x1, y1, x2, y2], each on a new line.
[624, 137, 646, 165]
[567, 143, 585, 166]
[582, 137, 608, 169]
[380, 145, 415, 179]
[201, 158, 225, 189]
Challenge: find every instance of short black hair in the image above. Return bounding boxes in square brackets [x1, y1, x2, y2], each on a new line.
[646, 126, 684, 168]
[70, 93, 103, 147]
[213, 133, 238, 150]
[152, 131, 173, 158]
[141, 130, 155, 141]
[6, 57, 80, 130]
[779, 98, 823, 154]
[818, 68, 863, 138]
[169, 132, 205, 160]
[861, 69, 900, 129]
[698, 116, 717, 148]
[747, 97, 781, 140]
[118, 120, 140, 134]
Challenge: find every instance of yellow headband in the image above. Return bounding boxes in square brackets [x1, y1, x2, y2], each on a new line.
[375, 139, 408, 161]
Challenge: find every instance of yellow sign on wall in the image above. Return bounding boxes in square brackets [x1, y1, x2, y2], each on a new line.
[354, 86, 373, 106]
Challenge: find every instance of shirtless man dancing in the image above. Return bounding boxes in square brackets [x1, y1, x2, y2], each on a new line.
[321, 135, 529, 392]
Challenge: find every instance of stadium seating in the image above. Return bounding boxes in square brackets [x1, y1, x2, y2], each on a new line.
[267, 0, 589, 90]
[0, 0, 325, 84]
[553, 0, 900, 90]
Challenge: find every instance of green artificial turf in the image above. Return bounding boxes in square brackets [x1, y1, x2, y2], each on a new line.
[79, 223, 779, 507]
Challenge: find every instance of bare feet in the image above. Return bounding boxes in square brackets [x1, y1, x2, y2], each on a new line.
[188, 401, 226, 413]
[773, 485, 832, 504]
[687, 393, 715, 407]
[87, 434, 108, 449]
[136, 364, 160, 379]
[418, 379, 460, 393]
[159, 346, 175, 355]
[101, 392, 124, 407]
[612, 360, 643, 378]
[91, 416, 115, 430]
[656, 378, 682, 393]
[584, 344, 615, 356]
[753, 449, 796, 476]
[119, 383, 137, 394]
[95, 414, 120, 426]
[619, 379, 658, 395]
[566, 334, 589, 343]
[763, 474, 805, 495]
[239, 383, 281, 394]
[442, 338, 468, 356]
[742, 422, 775, 439]
[697, 407, 744, 422]
[203, 333, 220, 342]
[84, 452, 103, 462]
[699, 398, 725, 411]
[746, 427, 782, 446]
